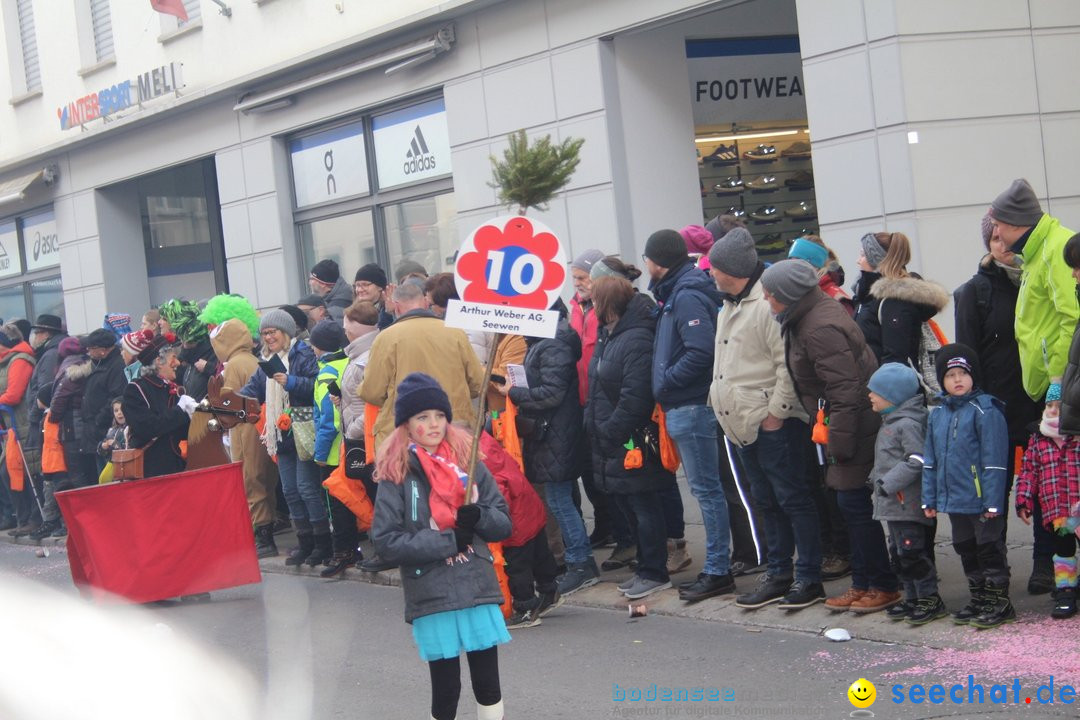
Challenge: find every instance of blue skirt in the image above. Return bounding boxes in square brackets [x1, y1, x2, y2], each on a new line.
[411, 604, 511, 662]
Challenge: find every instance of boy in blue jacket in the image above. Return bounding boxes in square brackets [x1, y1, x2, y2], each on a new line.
[922, 343, 1012, 629]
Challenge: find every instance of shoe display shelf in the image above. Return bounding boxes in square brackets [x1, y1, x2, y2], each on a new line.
[698, 131, 820, 263]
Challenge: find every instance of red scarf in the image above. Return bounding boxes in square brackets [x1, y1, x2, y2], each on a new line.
[412, 442, 470, 531]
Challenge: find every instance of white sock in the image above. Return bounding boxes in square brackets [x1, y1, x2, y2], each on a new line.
[477, 699, 504, 720]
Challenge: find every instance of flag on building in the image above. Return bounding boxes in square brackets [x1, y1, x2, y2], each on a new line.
[150, 0, 189, 21]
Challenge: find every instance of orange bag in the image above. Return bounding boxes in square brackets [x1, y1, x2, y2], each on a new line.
[490, 541, 512, 619]
[623, 441, 643, 469]
[6, 429, 24, 491]
[41, 417, 67, 474]
[493, 399, 524, 471]
[364, 404, 379, 464]
[811, 406, 829, 446]
[651, 405, 680, 473]
[323, 442, 374, 531]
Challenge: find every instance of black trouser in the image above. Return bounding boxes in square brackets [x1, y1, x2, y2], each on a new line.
[717, 434, 764, 566]
[503, 531, 559, 606]
[429, 646, 501, 720]
[804, 441, 849, 557]
[950, 513, 1010, 587]
[318, 465, 359, 556]
[1054, 531, 1078, 558]
[577, 432, 633, 546]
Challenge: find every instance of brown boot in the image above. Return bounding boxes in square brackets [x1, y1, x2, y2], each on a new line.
[849, 589, 902, 614]
[825, 586, 867, 612]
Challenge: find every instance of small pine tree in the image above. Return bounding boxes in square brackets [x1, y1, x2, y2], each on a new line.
[489, 129, 584, 215]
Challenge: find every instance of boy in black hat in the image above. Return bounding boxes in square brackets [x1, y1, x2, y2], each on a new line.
[921, 343, 1012, 629]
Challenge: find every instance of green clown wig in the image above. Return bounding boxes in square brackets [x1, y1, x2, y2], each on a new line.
[159, 299, 207, 344]
[199, 294, 260, 338]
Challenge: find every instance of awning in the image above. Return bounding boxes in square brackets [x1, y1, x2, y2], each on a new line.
[0, 169, 44, 205]
[233, 25, 456, 114]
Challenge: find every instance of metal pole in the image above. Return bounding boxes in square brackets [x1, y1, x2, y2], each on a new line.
[463, 335, 502, 503]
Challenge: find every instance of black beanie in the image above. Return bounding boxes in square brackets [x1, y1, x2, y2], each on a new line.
[310, 259, 340, 285]
[394, 372, 452, 428]
[643, 229, 689, 269]
[278, 305, 309, 332]
[85, 328, 118, 349]
[308, 319, 343, 353]
[354, 263, 388, 288]
[935, 343, 981, 391]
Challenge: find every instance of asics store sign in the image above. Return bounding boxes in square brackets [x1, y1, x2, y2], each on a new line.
[373, 98, 452, 190]
[686, 37, 806, 125]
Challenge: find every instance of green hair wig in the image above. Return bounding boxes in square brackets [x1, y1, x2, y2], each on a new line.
[200, 294, 260, 338]
[159, 299, 207, 344]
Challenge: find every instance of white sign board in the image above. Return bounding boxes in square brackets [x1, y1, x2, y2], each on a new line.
[445, 216, 567, 339]
[687, 36, 806, 126]
[0, 222, 22, 278]
[22, 210, 60, 272]
[290, 121, 369, 209]
[372, 98, 452, 190]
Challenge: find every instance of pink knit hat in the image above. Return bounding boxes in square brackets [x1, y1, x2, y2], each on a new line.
[679, 225, 715, 256]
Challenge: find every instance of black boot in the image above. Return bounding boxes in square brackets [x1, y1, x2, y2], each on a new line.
[254, 524, 278, 559]
[952, 581, 987, 625]
[969, 581, 1016, 629]
[29, 519, 60, 541]
[306, 522, 333, 566]
[1052, 587, 1078, 620]
[320, 551, 358, 578]
[285, 517, 314, 566]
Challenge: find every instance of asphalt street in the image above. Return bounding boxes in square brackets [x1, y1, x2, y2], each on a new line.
[1, 541, 1078, 720]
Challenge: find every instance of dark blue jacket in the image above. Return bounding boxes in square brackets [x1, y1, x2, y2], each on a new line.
[239, 339, 318, 455]
[921, 390, 1009, 515]
[649, 262, 722, 410]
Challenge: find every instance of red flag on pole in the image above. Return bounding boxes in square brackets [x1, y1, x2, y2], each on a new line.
[55, 463, 260, 603]
[150, 0, 189, 21]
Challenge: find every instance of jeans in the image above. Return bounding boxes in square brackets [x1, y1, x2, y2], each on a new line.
[736, 418, 821, 583]
[665, 405, 731, 576]
[835, 487, 897, 592]
[276, 451, 328, 524]
[615, 491, 669, 582]
[544, 480, 591, 565]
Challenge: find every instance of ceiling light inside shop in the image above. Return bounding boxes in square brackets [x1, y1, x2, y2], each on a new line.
[694, 129, 808, 144]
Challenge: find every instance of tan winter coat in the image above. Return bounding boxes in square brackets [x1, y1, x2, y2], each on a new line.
[709, 279, 807, 446]
[359, 310, 484, 448]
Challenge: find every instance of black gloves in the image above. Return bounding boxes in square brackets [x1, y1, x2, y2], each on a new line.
[454, 504, 481, 552]
[875, 479, 889, 497]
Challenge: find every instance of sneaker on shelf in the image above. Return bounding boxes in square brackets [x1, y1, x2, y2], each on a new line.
[729, 560, 766, 577]
[734, 572, 792, 609]
[535, 590, 564, 617]
[849, 589, 902, 614]
[749, 205, 781, 223]
[824, 586, 867, 612]
[713, 177, 745, 195]
[666, 539, 692, 574]
[557, 559, 600, 596]
[624, 577, 673, 600]
[886, 599, 915, 621]
[784, 201, 817, 220]
[785, 170, 815, 189]
[506, 607, 542, 629]
[706, 144, 739, 165]
[745, 175, 780, 192]
[744, 144, 778, 162]
[722, 206, 747, 219]
[755, 233, 787, 254]
[1028, 555, 1054, 595]
[679, 572, 736, 603]
[821, 554, 852, 581]
[601, 544, 637, 571]
[777, 580, 826, 610]
[781, 141, 812, 158]
[906, 594, 949, 625]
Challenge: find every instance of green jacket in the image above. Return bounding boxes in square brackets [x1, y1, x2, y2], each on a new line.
[1016, 213, 1079, 400]
[314, 351, 348, 465]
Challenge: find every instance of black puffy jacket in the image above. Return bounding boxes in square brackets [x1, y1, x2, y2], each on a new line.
[80, 347, 128, 454]
[584, 294, 675, 494]
[853, 271, 949, 367]
[508, 318, 582, 485]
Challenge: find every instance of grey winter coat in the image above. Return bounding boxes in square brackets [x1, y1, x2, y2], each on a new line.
[372, 453, 511, 623]
[870, 396, 931, 525]
[324, 278, 354, 322]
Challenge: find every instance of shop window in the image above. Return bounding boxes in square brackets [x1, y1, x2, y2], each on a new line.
[384, 194, 457, 276]
[29, 277, 63, 319]
[372, 98, 452, 192]
[299, 211, 376, 282]
[0, 208, 63, 324]
[0, 285, 25, 324]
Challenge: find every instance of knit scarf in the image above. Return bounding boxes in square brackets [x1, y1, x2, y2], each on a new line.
[1041, 412, 1064, 446]
[411, 441, 474, 531]
[994, 259, 1023, 287]
[261, 339, 293, 457]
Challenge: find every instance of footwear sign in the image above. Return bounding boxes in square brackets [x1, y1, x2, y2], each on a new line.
[372, 97, 452, 191]
[687, 36, 806, 125]
[445, 216, 567, 339]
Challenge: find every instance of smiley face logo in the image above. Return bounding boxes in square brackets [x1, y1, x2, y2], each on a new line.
[847, 678, 876, 708]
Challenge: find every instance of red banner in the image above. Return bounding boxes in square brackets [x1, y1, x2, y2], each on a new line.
[56, 463, 261, 603]
[149, 0, 189, 21]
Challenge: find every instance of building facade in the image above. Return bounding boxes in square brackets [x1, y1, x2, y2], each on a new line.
[0, 0, 1075, 334]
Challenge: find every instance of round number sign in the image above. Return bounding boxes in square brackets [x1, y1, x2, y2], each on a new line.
[454, 215, 567, 310]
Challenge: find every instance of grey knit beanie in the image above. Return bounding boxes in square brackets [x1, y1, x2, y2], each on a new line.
[860, 233, 887, 270]
[707, 227, 757, 278]
[980, 211, 994, 249]
[259, 308, 297, 338]
[990, 178, 1043, 227]
[760, 259, 819, 306]
[571, 249, 605, 274]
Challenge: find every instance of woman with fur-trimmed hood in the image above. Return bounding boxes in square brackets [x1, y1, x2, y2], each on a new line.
[852, 231, 950, 368]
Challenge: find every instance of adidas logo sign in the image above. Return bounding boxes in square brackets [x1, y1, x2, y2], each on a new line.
[404, 125, 437, 174]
